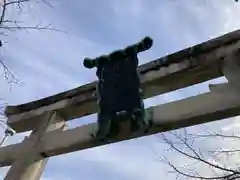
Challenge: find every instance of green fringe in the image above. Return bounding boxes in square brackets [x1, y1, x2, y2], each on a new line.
[83, 36, 153, 69]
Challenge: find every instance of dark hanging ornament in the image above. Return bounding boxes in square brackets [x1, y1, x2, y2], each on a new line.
[83, 36, 153, 141]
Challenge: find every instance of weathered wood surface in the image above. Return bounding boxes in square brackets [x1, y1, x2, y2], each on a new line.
[5, 29, 240, 116]
[3, 112, 66, 180]
[6, 29, 240, 133]
[1, 84, 240, 167]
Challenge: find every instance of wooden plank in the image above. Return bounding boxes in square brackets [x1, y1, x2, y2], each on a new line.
[1, 85, 240, 167]
[0, 143, 25, 167]
[7, 37, 240, 133]
[41, 86, 240, 157]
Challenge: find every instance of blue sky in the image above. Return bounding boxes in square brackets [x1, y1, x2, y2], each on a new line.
[1, 0, 240, 179]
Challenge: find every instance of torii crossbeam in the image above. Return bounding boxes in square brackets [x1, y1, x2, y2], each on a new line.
[2, 29, 240, 180]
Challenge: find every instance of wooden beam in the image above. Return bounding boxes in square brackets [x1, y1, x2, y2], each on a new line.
[1, 84, 240, 167]
[41, 85, 240, 157]
[6, 29, 240, 116]
[0, 143, 24, 167]
[7, 35, 240, 133]
[5, 30, 240, 115]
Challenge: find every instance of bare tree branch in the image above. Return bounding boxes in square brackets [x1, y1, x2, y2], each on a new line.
[0, 0, 62, 124]
[0, 0, 7, 26]
[188, 133, 240, 141]
[0, 0, 64, 83]
[162, 132, 239, 174]
[156, 128, 240, 180]
[0, 23, 63, 33]
[161, 157, 237, 180]
[5, 0, 31, 6]
[0, 57, 20, 84]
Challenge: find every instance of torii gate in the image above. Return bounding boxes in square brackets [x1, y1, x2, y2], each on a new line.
[2, 29, 240, 180]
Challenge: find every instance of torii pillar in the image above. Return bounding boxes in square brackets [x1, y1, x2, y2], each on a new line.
[4, 111, 66, 180]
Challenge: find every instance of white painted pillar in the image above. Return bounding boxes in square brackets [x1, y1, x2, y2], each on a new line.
[4, 111, 66, 180]
[221, 54, 240, 91]
[209, 54, 240, 93]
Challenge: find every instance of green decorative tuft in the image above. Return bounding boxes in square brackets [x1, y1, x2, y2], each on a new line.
[136, 36, 153, 53]
[83, 36, 153, 69]
[142, 36, 153, 49]
[83, 57, 96, 69]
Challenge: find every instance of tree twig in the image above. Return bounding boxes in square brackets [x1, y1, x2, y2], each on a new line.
[0, 0, 7, 26]
[158, 129, 240, 180]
